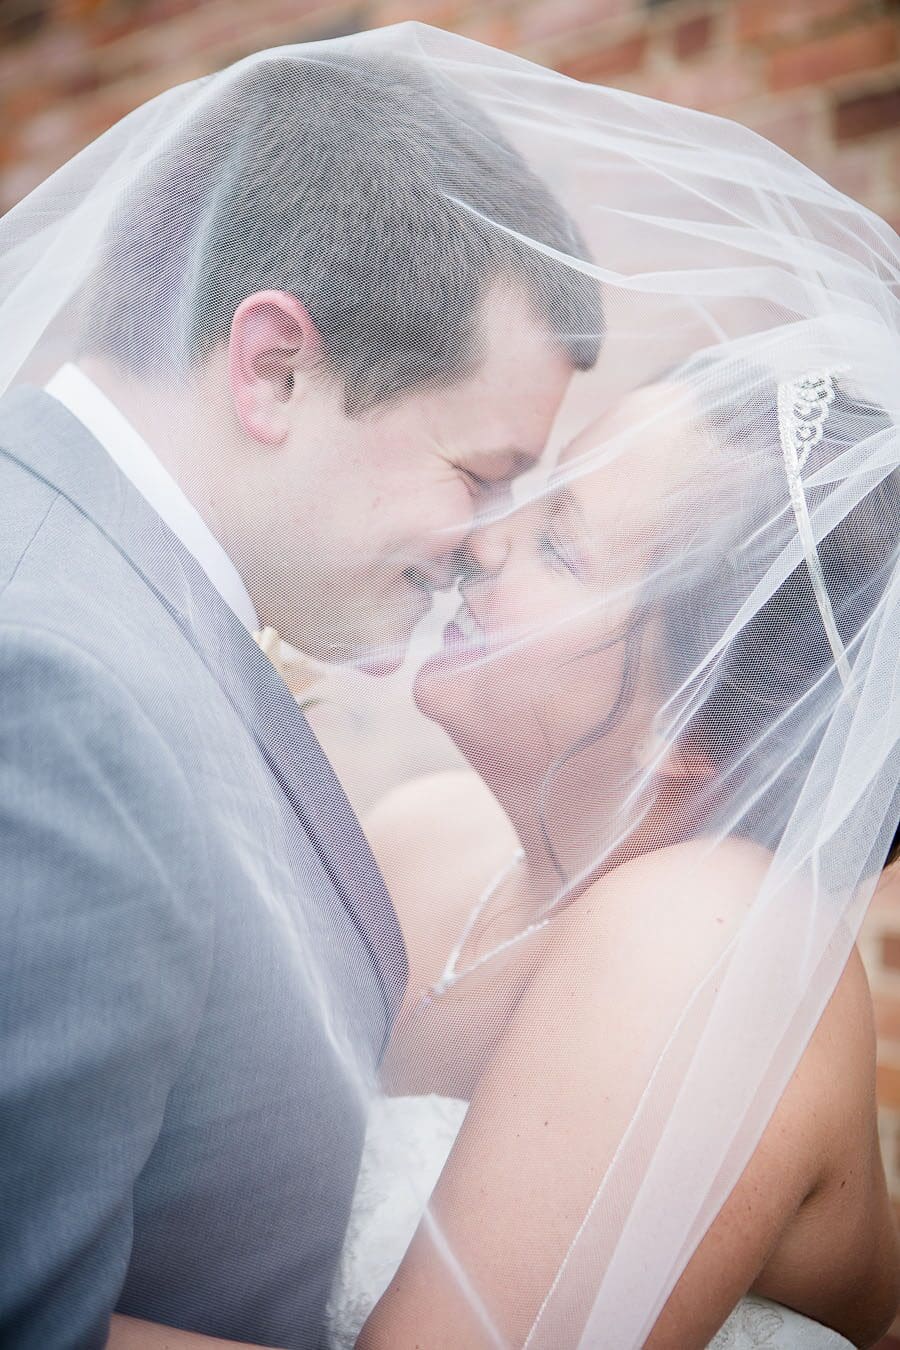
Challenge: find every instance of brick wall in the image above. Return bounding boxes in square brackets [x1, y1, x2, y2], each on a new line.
[2, 0, 900, 1333]
[2, 0, 899, 221]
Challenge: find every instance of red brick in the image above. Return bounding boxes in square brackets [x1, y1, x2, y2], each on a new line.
[746, 99, 821, 161]
[455, 12, 519, 50]
[825, 142, 882, 199]
[57, 0, 115, 16]
[371, 0, 464, 29]
[673, 12, 715, 61]
[19, 106, 79, 158]
[555, 32, 649, 84]
[0, 35, 70, 101]
[78, 89, 146, 142]
[835, 82, 900, 140]
[653, 54, 760, 113]
[155, 0, 212, 19]
[0, 5, 51, 46]
[85, 8, 159, 46]
[3, 81, 57, 125]
[269, 0, 370, 24]
[19, 24, 89, 80]
[58, 60, 103, 97]
[737, 0, 865, 45]
[179, 11, 260, 56]
[0, 158, 52, 209]
[0, 0, 897, 224]
[516, 0, 633, 47]
[768, 18, 899, 93]
[890, 141, 900, 189]
[877, 1060, 900, 1110]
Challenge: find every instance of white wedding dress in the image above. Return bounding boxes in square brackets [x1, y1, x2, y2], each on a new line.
[325, 1095, 856, 1350]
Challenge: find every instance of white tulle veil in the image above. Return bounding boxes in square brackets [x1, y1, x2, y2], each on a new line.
[1, 21, 897, 1347]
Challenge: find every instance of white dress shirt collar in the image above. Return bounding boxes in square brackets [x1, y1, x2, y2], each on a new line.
[45, 362, 259, 633]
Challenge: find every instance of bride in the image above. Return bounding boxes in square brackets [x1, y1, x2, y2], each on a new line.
[327, 366, 900, 1348]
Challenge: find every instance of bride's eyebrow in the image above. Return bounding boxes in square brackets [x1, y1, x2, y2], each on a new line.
[546, 482, 588, 535]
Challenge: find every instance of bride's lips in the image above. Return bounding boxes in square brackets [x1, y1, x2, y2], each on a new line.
[432, 600, 492, 670]
[440, 619, 472, 659]
[431, 589, 547, 675]
[419, 601, 535, 687]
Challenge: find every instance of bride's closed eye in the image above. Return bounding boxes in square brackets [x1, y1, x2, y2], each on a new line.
[536, 492, 585, 579]
[537, 522, 581, 577]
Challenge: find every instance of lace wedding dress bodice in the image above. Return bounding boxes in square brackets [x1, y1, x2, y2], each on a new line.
[325, 1095, 855, 1350]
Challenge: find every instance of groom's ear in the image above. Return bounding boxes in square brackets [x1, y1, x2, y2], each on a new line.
[228, 290, 323, 446]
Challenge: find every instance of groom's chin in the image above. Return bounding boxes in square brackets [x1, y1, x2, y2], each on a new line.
[331, 626, 412, 678]
[355, 628, 421, 676]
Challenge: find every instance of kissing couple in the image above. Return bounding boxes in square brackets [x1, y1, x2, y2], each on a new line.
[1, 24, 898, 1350]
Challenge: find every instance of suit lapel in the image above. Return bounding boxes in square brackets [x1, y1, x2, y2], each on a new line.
[0, 385, 408, 1035]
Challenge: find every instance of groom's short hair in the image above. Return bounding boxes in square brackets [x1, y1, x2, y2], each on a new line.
[86, 49, 602, 414]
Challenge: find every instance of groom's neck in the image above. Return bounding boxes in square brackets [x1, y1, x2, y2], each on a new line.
[77, 354, 242, 565]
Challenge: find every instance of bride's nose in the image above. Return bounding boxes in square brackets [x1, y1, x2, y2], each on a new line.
[462, 514, 513, 579]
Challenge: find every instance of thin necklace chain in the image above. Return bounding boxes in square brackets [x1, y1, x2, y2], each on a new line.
[420, 847, 560, 1005]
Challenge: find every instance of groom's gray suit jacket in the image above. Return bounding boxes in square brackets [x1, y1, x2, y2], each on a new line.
[0, 387, 407, 1349]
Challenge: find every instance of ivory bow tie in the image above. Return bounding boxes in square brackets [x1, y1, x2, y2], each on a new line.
[253, 626, 323, 702]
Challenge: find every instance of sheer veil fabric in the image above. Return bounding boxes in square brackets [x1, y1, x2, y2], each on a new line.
[1, 21, 898, 1348]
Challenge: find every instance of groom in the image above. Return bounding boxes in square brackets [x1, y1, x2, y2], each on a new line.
[0, 48, 600, 1350]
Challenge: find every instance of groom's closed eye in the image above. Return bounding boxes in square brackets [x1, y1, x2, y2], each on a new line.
[462, 447, 536, 510]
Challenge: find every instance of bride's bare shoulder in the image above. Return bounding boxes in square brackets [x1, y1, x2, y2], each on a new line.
[566, 839, 877, 1097]
[558, 837, 773, 980]
[582, 836, 770, 922]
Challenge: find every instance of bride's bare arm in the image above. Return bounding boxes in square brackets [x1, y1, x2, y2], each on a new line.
[356, 839, 890, 1350]
[106, 1315, 273, 1348]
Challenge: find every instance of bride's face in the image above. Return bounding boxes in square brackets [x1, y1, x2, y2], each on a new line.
[413, 382, 705, 787]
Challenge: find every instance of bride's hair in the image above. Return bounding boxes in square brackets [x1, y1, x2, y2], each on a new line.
[538, 370, 899, 877]
[81, 52, 602, 414]
[674, 374, 899, 868]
